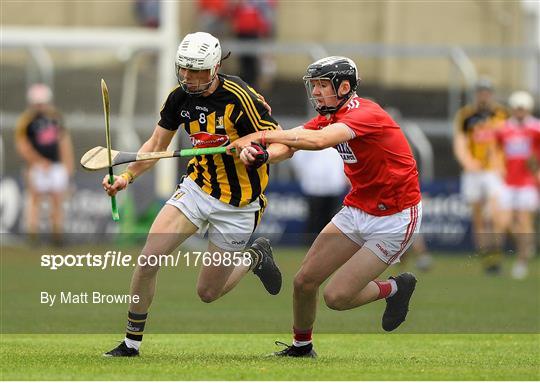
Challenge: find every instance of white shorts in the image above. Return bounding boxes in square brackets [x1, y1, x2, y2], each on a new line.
[166, 176, 265, 251]
[499, 184, 539, 211]
[331, 202, 422, 265]
[29, 163, 68, 193]
[461, 171, 502, 203]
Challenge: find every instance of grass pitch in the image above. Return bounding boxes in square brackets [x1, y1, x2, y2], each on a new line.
[1, 333, 539, 380]
[1, 244, 539, 380]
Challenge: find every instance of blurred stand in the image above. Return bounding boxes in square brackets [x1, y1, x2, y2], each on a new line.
[134, 0, 160, 28]
[229, 0, 276, 89]
[198, 0, 230, 37]
[291, 148, 348, 244]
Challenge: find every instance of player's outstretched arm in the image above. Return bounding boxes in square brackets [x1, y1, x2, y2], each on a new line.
[238, 141, 295, 169]
[102, 124, 175, 196]
[266, 125, 296, 163]
[231, 124, 295, 168]
[267, 142, 295, 163]
[227, 123, 354, 154]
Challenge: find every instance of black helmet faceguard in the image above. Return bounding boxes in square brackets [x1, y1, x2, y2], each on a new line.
[303, 56, 359, 115]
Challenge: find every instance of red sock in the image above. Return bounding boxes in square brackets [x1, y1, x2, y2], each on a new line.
[374, 280, 393, 299]
[293, 327, 312, 346]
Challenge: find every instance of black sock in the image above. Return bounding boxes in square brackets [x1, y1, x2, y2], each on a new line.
[126, 311, 147, 343]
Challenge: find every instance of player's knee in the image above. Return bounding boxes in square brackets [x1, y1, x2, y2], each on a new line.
[293, 272, 320, 294]
[136, 263, 160, 280]
[135, 251, 161, 277]
[197, 286, 220, 303]
[323, 289, 351, 311]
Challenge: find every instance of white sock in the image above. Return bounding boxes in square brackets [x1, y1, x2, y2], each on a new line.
[388, 279, 398, 297]
[124, 337, 141, 350]
[293, 339, 312, 347]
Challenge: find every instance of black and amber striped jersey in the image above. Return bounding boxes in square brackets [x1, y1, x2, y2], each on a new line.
[158, 74, 279, 207]
[15, 107, 65, 162]
[454, 102, 508, 170]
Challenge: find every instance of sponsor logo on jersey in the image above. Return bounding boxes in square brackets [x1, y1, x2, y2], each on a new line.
[505, 136, 532, 158]
[190, 132, 230, 148]
[335, 142, 357, 163]
[195, 105, 209, 112]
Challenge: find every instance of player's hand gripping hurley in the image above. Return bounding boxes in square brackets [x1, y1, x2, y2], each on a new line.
[101, 79, 120, 221]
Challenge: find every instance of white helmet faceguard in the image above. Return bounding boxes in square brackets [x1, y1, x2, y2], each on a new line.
[508, 91, 534, 111]
[175, 32, 222, 95]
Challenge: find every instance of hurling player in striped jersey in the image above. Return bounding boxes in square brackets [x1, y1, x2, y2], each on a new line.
[102, 32, 294, 357]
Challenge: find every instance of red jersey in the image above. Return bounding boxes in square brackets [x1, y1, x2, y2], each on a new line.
[231, 3, 269, 36]
[496, 116, 540, 187]
[303, 96, 421, 216]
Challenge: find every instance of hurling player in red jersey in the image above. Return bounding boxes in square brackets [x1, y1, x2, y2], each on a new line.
[494, 91, 540, 280]
[228, 56, 422, 357]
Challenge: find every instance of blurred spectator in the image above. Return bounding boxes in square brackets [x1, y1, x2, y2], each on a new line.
[134, 0, 160, 28]
[494, 91, 540, 279]
[230, 0, 275, 87]
[198, 0, 230, 37]
[291, 148, 348, 243]
[453, 78, 508, 274]
[15, 84, 74, 245]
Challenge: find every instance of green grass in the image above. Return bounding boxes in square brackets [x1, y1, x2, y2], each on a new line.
[1, 244, 540, 379]
[1, 334, 539, 380]
[1, 245, 539, 334]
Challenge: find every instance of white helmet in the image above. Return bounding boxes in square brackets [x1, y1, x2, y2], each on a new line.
[27, 83, 52, 105]
[508, 91, 534, 111]
[175, 32, 221, 95]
